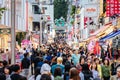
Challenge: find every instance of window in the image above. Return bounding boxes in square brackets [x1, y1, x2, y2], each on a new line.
[32, 5, 41, 14]
[33, 22, 40, 31]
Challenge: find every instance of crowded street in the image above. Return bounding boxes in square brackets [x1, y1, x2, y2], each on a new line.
[0, 0, 120, 80]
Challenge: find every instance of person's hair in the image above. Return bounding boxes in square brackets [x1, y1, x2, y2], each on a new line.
[4, 66, 10, 74]
[24, 53, 28, 58]
[35, 67, 41, 79]
[90, 62, 97, 71]
[94, 58, 100, 64]
[12, 64, 20, 72]
[82, 63, 89, 71]
[0, 73, 6, 80]
[103, 59, 109, 66]
[69, 67, 80, 80]
[57, 57, 63, 64]
[54, 67, 62, 77]
[23, 48, 26, 50]
[40, 57, 43, 62]
[79, 56, 85, 64]
[3, 60, 8, 67]
[6, 49, 8, 51]
[40, 74, 51, 80]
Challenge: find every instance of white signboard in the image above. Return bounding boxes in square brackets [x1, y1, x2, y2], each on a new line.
[84, 4, 99, 17]
[88, 0, 98, 4]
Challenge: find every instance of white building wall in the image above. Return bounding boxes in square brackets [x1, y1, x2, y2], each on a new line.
[0, 0, 26, 31]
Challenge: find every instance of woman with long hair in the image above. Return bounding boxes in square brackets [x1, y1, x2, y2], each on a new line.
[90, 62, 100, 80]
[69, 67, 80, 80]
[102, 59, 110, 80]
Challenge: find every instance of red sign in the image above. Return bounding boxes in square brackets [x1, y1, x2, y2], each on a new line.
[106, 0, 120, 17]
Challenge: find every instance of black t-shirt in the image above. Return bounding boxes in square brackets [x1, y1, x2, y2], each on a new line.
[10, 74, 23, 80]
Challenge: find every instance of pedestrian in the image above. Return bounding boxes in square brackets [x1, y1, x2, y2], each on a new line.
[51, 57, 65, 75]
[4, 66, 11, 80]
[69, 67, 80, 80]
[40, 74, 52, 80]
[94, 58, 102, 79]
[76, 56, 85, 72]
[101, 59, 110, 80]
[110, 66, 120, 80]
[0, 61, 4, 73]
[54, 67, 63, 80]
[36, 63, 54, 80]
[28, 67, 41, 80]
[21, 53, 30, 78]
[6, 49, 11, 64]
[90, 62, 100, 80]
[79, 63, 93, 80]
[10, 64, 26, 80]
[64, 60, 71, 80]
[71, 50, 80, 65]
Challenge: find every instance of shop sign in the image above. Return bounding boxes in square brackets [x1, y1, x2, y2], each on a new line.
[106, 0, 120, 17]
[84, 4, 99, 17]
[0, 28, 11, 34]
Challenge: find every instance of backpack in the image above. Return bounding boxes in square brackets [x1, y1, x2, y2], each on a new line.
[83, 71, 93, 80]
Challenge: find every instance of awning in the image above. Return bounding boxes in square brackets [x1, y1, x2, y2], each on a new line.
[100, 29, 120, 41]
[90, 22, 112, 36]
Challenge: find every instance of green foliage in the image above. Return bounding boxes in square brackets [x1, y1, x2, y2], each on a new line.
[70, 5, 76, 16]
[0, 7, 6, 19]
[16, 32, 26, 46]
[54, 0, 68, 21]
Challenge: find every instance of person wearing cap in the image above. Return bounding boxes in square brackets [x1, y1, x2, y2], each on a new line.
[110, 66, 120, 80]
[36, 63, 54, 80]
[51, 57, 65, 75]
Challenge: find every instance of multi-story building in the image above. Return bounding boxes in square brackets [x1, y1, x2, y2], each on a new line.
[0, 0, 27, 49]
[77, 0, 100, 40]
[28, 0, 54, 45]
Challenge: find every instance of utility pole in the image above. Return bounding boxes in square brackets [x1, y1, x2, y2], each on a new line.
[40, 17, 43, 45]
[11, 0, 16, 64]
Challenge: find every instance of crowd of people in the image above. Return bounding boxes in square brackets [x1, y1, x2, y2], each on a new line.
[0, 41, 120, 80]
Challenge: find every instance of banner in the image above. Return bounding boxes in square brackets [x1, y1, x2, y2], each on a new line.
[106, 0, 120, 17]
[84, 4, 99, 17]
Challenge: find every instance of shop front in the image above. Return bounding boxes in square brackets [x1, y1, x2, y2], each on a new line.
[0, 25, 11, 50]
[31, 34, 39, 48]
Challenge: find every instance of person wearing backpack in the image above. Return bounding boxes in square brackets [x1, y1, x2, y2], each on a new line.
[51, 57, 65, 75]
[79, 64, 93, 80]
[21, 53, 30, 78]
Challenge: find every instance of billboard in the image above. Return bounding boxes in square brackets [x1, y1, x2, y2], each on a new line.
[84, 4, 99, 17]
[106, 0, 120, 17]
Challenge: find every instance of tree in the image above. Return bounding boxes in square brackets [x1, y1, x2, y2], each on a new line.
[16, 32, 26, 46]
[54, 0, 68, 21]
[0, 7, 6, 19]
